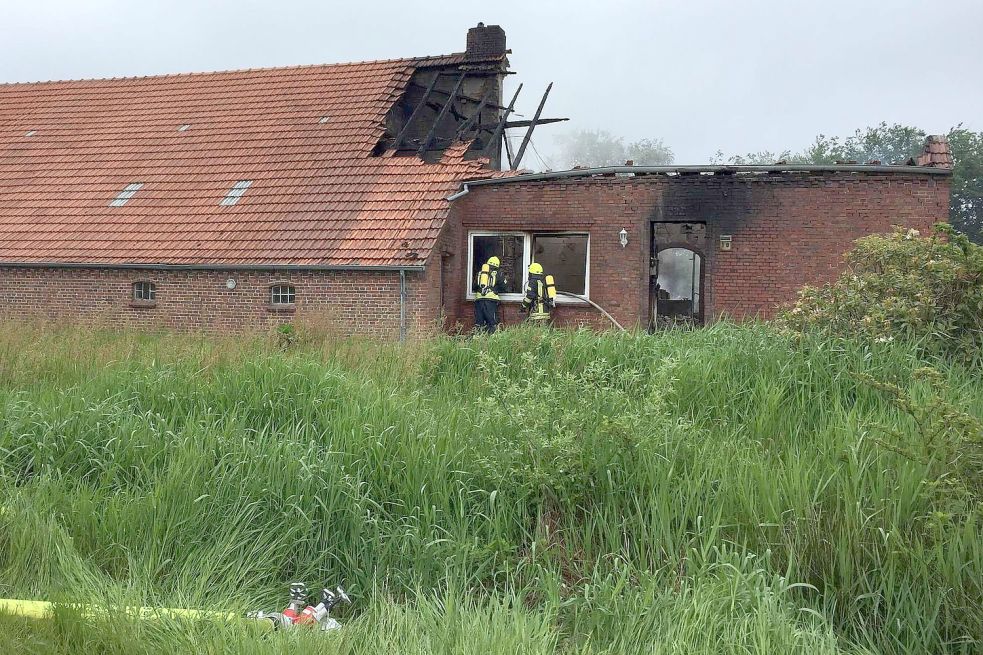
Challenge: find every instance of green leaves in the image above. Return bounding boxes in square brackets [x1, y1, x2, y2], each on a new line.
[778, 225, 983, 361]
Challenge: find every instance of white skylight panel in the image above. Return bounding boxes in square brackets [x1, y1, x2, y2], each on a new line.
[177, 124, 191, 132]
[109, 183, 144, 207]
[220, 180, 253, 206]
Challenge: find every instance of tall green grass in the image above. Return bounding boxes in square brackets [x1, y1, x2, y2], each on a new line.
[0, 322, 979, 654]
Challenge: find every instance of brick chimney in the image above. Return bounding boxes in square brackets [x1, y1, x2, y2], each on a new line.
[465, 23, 507, 61]
[913, 135, 954, 169]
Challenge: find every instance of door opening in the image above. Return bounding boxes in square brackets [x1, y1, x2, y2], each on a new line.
[650, 222, 705, 328]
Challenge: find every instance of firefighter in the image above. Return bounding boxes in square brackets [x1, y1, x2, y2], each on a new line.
[521, 262, 556, 322]
[474, 256, 508, 333]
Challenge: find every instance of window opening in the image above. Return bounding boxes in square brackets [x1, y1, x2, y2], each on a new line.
[531, 234, 588, 296]
[654, 247, 701, 324]
[270, 284, 296, 305]
[132, 281, 156, 302]
[468, 234, 525, 296]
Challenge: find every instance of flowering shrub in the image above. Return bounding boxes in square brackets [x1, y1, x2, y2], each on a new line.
[778, 224, 983, 359]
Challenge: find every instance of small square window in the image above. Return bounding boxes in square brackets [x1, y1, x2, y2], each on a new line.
[110, 183, 143, 207]
[177, 124, 192, 132]
[270, 284, 296, 305]
[221, 180, 253, 206]
[132, 281, 156, 302]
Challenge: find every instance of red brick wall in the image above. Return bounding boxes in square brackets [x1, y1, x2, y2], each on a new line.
[446, 171, 950, 329]
[0, 267, 440, 338]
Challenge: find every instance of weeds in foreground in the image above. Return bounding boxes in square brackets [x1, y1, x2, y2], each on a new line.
[0, 323, 980, 654]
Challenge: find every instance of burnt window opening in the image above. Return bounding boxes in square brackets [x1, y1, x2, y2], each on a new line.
[654, 247, 702, 324]
[467, 232, 590, 301]
[532, 234, 588, 296]
[270, 284, 296, 306]
[468, 233, 524, 297]
[132, 281, 156, 302]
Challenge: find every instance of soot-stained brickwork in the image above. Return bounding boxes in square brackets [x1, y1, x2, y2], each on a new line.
[444, 170, 950, 331]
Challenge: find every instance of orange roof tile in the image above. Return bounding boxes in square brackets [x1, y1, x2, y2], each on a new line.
[0, 54, 502, 267]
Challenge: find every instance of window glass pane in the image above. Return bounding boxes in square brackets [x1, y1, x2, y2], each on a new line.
[470, 235, 524, 295]
[532, 234, 588, 296]
[271, 285, 295, 304]
[132, 281, 155, 301]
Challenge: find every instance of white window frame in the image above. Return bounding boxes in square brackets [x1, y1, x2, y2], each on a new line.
[131, 280, 156, 302]
[466, 230, 589, 303]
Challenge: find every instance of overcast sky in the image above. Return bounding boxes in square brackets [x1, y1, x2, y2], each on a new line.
[2, 0, 980, 168]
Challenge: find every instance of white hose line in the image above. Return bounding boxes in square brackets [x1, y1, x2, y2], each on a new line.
[555, 291, 626, 332]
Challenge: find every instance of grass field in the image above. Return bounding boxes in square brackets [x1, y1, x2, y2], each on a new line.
[0, 323, 980, 654]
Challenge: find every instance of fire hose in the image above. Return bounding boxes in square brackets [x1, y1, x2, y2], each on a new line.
[555, 291, 626, 331]
[0, 582, 350, 633]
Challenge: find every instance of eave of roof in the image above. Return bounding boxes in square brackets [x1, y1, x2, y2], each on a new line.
[0, 261, 425, 272]
[455, 163, 951, 192]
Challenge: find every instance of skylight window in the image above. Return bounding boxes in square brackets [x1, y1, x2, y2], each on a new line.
[177, 124, 191, 132]
[318, 116, 330, 124]
[25, 130, 37, 137]
[220, 180, 252, 206]
[109, 183, 144, 207]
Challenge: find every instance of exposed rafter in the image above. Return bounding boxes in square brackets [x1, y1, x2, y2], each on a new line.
[511, 83, 552, 171]
[418, 73, 466, 155]
[454, 85, 495, 142]
[486, 83, 522, 162]
[408, 80, 508, 112]
[392, 73, 442, 149]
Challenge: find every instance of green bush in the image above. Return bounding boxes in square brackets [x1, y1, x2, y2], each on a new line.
[778, 224, 983, 360]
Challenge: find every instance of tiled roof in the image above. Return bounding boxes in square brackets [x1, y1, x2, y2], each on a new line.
[0, 54, 501, 267]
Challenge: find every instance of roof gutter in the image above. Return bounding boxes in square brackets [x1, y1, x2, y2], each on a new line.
[451, 163, 951, 191]
[445, 183, 470, 201]
[0, 261, 426, 273]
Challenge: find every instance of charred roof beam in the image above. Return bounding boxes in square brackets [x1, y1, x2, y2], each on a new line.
[392, 72, 442, 150]
[417, 73, 466, 156]
[511, 83, 552, 171]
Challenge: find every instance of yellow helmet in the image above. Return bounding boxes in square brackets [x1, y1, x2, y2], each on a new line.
[528, 262, 544, 275]
[487, 256, 501, 267]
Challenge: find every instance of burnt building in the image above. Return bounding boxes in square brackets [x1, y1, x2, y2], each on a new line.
[444, 157, 951, 330]
[0, 25, 952, 336]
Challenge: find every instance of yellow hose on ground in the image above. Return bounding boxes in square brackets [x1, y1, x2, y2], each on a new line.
[0, 598, 270, 629]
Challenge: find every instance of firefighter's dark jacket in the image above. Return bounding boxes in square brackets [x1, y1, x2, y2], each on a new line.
[475, 265, 508, 301]
[522, 273, 553, 319]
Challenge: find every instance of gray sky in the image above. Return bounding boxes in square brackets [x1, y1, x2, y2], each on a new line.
[2, 0, 980, 168]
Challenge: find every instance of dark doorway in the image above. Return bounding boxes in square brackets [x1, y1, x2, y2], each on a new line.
[650, 222, 705, 328]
